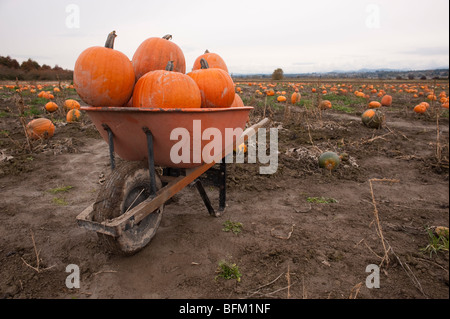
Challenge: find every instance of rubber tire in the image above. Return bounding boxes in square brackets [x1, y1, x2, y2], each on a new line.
[93, 161, 164, 255]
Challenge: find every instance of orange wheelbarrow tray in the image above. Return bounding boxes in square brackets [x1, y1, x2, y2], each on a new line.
[76, 105, 268, 255]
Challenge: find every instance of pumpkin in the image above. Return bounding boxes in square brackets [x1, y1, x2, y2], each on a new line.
[413, 104, 427, 114]
[26, 118, 55, 139]
[318, 151, 340, 171]
[187, 58, 235, 108]
[277, 95, 287, 102]
[381, 95, 392, 106]
[230, 93, 245, 108]
[64, 99, 80, 110]
[67, 109, 81, 122]
[291, 92, 301, 104]
[74, 31, 135, 107]
[192, 49, 228, 73]
[319, 100, 332, 109]
[420, 101, 430, 109]
[266, 89, 275, 96]
[368, 101, 381, 108]
[132, 34, 186, 81]
[45, 101, 58, 113]
[133, 61, 201, 108]
[362, 109, 385, 128]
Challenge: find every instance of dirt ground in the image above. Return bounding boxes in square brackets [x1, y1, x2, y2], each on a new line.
[0, 81, 448, 300]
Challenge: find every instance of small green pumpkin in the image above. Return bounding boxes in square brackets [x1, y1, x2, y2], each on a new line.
[318, 151, 341, 171]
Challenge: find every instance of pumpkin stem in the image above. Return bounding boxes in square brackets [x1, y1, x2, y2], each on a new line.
[165, 61, 174, 71]
[204, 49, 210, 54]
[105, 31, 117, 49]
[162, 34, 172, 40]
[200, 58, 209, 69]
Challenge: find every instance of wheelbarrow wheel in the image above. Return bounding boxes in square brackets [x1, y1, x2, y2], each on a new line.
[93, 161, 164, 255]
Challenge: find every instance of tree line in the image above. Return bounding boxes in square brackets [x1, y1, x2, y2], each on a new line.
[0, 55, 73, 81]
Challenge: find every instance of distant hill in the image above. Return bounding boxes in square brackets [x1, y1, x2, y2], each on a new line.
[233, 68, 449, 80]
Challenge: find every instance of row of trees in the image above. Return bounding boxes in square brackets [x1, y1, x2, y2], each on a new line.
[0, 55, 73, 81]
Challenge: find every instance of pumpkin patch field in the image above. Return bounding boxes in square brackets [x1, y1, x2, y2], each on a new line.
[0, 78, 448, 299]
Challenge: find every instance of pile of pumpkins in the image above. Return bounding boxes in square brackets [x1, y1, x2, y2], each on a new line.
[73, 31, 243, 109]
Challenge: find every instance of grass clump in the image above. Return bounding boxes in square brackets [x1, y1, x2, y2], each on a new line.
[222, 220, 243, 234]
[215, 259, 242, 282]
[421, 227, 449, 257]
[48, 185, 73, 194]
[307, 196, 338, 204]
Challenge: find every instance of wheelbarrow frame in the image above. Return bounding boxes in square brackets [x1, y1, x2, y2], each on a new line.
[76, 116, 269, 238]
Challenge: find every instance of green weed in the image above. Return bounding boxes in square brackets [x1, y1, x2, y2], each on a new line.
[307, 196, 338, 204]
[215, 260, 242, 282]
[222, 220, 243, 234]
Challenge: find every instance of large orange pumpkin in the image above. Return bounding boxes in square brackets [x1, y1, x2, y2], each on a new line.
[368, 101, 382, 108]
[192, 50, 228, 73]
[74, 31, 135, 107]
[67, 109, 81, 122]
[187, 58, 235, 108]
[132, 34, 186, 81]
[132, 61, 201, 108]
[291, 92, 301, 104]
[413, 104, 427, 114]
[64, 99, 80, 110]
[381, 95, 392, 106]
[45, 101, 58, 113]
[277, 95, 287, 102]
[26, 118, 55, 139]
[319, 100, 332, 109]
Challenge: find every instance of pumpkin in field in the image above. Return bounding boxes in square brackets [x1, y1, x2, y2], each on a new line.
[74, 31, 135, 107]
[266, 89, 275, 96]
[381, 95, 392, 106]
[291, 92, 301, 104]
[192, 50, 228, 73]
[45, 101, 58, 113]
[420, 101, 430, 109]
[26, 118, 55, 139]
[318, 151, 340, 171]
[187, 58, 235, 108]
[413, 103, 427, 114]
[362, 108, 385, 128]
[277, 95, 287, 102]
[64, 99, 80, 110]
[67, 109, 81, 122]
[132, 34, 186, 80]
[133, 61, 201, 108]
[368, 101, 382, 108]
[230, 93, 244, 108]
[319, 100, 332, 110]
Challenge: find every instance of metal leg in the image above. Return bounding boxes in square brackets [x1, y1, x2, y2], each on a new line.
[219, 159, 226, 212]
[143, 127, 157, 196]
[194, 179, 217, 216]
[102, 124, 115, 170]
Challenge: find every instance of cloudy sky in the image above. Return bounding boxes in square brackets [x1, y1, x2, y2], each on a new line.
[0, 0, 448, 74]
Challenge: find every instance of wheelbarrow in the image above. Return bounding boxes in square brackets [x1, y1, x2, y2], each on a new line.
[76, 106, 269, 255]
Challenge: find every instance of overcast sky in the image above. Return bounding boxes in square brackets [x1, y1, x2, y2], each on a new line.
[0, 0, 448, 74]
